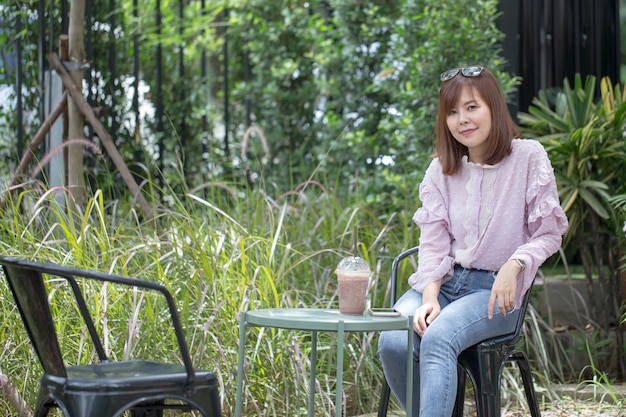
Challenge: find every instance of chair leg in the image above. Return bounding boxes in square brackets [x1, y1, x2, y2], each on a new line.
[378, 379, 391, 417]
[452, 364, 466, 417]
[511, 352, 541, 417]
[34, 405, 51, 417]
[460, 349, 503, 417]
[34, 390, 57, 417]
[130, 401, 164, 417]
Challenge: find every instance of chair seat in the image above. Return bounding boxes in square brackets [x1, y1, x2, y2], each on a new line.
[37, 361, 220, 417]
[40, 360, 218, 392]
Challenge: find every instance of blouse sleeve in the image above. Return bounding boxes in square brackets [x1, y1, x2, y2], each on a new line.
[510, 142, 568, 300]
[408, 160, 456, 292]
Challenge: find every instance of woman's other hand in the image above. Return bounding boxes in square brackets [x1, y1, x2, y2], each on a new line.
[413, 301, 441, 336]
[488, 260, 521, 319]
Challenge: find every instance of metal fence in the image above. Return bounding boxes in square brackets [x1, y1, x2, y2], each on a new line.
[3, 0, 238, 177]
[499, 0, 620, 116]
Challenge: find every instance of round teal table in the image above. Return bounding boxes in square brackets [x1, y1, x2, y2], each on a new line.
[234, 308, 414, 417]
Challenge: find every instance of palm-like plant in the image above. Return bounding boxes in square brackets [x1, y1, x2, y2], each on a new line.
[519, 74, 626, 380]
[520, 75, 613, 230]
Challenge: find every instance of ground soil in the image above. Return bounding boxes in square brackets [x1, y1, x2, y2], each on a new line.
[503, 399, 625, 416]
[372, 396, 626, 417]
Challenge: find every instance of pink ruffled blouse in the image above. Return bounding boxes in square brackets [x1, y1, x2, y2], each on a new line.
[408, 138, 568, 307]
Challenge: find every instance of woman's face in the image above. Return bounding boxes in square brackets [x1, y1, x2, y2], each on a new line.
[446, 86, 492, 164]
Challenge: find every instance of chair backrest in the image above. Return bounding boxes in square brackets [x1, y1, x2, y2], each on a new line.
[1, 261, 67, 377]
[0, 256, 197, 385]
[388, 246, 534, 345]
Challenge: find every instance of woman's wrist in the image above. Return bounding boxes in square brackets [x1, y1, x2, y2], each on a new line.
[422, 280, 442, 304]
[508, 258, 525, 272]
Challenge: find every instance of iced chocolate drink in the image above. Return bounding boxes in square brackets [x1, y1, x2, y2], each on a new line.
[335, 256, 371, 315]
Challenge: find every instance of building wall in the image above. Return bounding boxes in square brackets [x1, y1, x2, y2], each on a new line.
[498, 0, 620, 116]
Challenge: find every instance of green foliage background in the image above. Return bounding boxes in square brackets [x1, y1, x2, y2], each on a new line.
[1, 0, 516, 214]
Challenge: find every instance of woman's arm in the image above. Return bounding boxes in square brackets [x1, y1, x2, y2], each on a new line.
[409, 160, 456, 292]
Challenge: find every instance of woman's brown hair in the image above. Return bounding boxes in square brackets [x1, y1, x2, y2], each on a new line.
[435, 67, 520, 175]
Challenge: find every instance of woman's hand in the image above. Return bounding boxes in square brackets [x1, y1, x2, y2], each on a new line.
[413, 301, 441, 336]
[488, 260, 520, 319]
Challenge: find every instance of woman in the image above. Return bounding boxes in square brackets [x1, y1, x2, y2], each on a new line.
[378, 66, 568, 417]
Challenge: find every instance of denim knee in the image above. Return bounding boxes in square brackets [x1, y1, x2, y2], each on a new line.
[378, 329, 415, 360]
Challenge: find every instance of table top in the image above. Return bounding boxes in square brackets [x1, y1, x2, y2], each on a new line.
[244, 308, 412, 332]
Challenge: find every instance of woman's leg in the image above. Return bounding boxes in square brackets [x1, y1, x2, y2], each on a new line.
[377, 289, 423, 417]
[418, 268, 520, 417]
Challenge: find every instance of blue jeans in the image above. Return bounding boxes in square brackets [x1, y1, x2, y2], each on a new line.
[377, 266, 520, 417]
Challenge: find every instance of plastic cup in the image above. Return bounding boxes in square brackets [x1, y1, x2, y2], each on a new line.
[335, 256, 372, 315]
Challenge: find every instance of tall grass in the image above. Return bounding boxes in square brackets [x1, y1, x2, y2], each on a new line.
[0, 170, 418, 416]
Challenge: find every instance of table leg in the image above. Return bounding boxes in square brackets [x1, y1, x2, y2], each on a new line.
[406, 315, 414, 417]
[235, 311, 247, 417]
[335, 320, 345, 417]
[309, 330, 317, 417]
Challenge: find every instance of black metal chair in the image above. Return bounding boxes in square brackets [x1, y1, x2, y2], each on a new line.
[0, 256, 222, 417]
[377, 247, 541, 417]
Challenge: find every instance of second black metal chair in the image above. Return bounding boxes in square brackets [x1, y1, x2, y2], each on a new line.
[377, 246, 541, 417]
[0, 256, 222, 417]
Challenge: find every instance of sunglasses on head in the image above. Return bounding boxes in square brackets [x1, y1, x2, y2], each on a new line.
[440, 66, 485, 82]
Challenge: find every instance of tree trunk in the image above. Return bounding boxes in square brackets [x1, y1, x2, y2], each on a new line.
[67, 0, 86, 208]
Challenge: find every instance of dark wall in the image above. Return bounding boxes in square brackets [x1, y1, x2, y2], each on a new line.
[498, 0, 620, 115]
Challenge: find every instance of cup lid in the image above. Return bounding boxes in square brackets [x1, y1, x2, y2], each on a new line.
[336, 256, 370, 272]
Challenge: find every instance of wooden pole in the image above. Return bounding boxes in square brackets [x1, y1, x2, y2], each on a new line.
[67, 0, 86, 207]
[47, 52, 154, 220]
